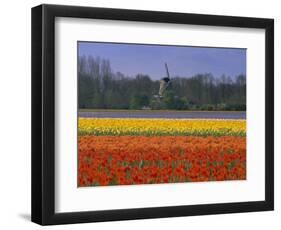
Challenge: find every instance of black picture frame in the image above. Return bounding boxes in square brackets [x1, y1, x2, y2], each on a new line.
[31, 4, 274, 225]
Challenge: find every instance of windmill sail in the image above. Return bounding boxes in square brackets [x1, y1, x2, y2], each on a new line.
[165, 63, 170, 79]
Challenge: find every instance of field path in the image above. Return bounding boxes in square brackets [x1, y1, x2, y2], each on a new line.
[79, 110, 246, 120]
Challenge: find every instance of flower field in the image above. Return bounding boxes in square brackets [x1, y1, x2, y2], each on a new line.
[78, 118, 246, 187]
[78, 118, 246, 136]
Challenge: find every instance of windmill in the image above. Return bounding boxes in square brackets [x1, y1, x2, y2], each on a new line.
[158, 63, 172, 97]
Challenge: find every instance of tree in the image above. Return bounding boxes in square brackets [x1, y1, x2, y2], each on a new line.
[130, 93, 150, 109]
[78, 55, 246, 111]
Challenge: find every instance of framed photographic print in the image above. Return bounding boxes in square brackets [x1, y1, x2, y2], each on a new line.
[31, 4, 274, 225]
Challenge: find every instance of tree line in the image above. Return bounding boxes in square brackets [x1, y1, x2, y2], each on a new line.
[78, 55, 246, 111]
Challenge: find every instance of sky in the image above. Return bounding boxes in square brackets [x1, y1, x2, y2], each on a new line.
[78, 41, 246, 80]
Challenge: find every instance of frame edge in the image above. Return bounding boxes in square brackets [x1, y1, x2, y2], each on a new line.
[31, 4, 43, 225]
[265, 19, 274, 211]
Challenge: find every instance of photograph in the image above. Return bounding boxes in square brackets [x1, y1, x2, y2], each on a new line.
[30, 3, 274, 225]
[77, 42, 247, 187]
